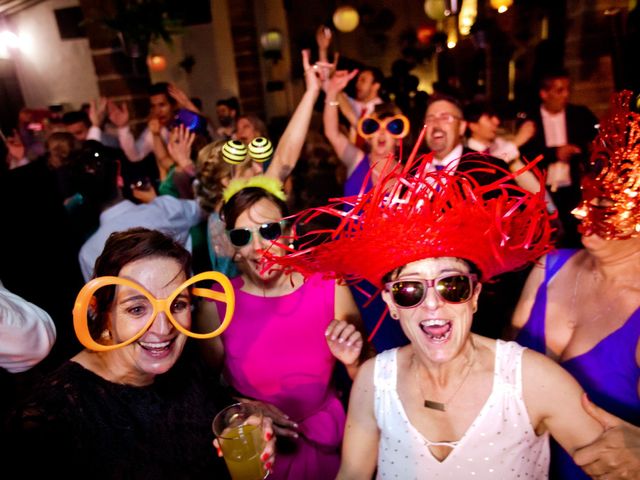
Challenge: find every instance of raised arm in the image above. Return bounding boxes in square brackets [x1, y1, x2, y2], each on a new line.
[150, 118, 174, 179]
[323, 69, 362, 173]
[523, 349, 603, 458]
[87, 97, 107, 142]
[167, 125, 196, 177]
[265, 49, 322, 182]
[336, 358, 380, 480]
[109, 100, 149, 162]
[168, 83, 200, 114]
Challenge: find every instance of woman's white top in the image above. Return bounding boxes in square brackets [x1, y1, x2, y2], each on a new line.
[374, 340, 550, 479]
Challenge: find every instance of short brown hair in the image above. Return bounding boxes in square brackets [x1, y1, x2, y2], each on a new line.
[90, 228, 191, 337]
[221, 187, 288, 230]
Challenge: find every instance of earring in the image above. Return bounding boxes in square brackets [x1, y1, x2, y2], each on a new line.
[390, 311, 399, 320]
[100, 329, 112, 340]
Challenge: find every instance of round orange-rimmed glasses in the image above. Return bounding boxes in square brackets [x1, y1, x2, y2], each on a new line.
[73, 271, 235, 352]
[357, 114, 410, 140]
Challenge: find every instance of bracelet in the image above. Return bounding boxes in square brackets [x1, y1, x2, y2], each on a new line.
[326, 100, 339, 107]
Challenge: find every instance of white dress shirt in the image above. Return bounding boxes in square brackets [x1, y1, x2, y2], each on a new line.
[540, 107, 568, 148]
[117, 126, 170, 162]
[0, 280, 56, 373]
[467, 137, 519, 164]
[432, 143, 464, 172]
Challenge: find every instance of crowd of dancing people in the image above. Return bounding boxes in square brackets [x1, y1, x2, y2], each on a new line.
[0, 25, 638, 480]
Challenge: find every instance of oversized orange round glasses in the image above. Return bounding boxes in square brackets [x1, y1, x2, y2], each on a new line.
[73, 271, 235, 352]
[357, 114, 410, 139]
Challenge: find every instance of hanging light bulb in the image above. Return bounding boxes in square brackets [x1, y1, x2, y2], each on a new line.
[333, 6, 360, 33]
[490, 0, 514, 14]
[458, 0, 477, 36]
[424, 0, 447, 21]
[147, 54, 167, 72]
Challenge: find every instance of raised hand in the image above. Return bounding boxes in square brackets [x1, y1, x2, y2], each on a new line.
[89, 97, 108, 127]
[315, 25, 332, 57]
[107, 100, 129, 128]
[167, 124, 196, 173]
[325, 319, 363, 368]
[168, 83, 199, 113]
[325, 69, 358, 97]
[302, 49, 322, 94]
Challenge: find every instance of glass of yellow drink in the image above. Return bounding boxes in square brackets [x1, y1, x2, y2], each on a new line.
[213, 403, 268, 480]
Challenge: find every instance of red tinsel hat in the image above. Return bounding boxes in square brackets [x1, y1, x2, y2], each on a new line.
[265, 131, 554, 286]
[572, 90, 640, 239]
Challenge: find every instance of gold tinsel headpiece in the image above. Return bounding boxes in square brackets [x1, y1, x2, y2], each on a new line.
[572, 90, 640, 239]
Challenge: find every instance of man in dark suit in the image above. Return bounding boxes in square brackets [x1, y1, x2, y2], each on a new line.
[519, 70, 599, 247]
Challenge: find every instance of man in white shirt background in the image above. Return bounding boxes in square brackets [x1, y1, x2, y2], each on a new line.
[107, 82, 176, 164]
[519, 69, 599, 247]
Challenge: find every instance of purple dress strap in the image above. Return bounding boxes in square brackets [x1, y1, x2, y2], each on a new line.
[516, 249, 578, 353]
[343, 155, 373, 198]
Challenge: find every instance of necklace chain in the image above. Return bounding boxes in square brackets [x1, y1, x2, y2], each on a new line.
[569, 265, 640, 328]
[413, 348, 476, 412]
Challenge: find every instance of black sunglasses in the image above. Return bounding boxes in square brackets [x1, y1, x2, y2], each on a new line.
[385, 274, 477, 308]
[227, 221, 285, 248]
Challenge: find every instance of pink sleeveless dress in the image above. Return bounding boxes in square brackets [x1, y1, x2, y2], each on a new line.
[216, 274, 344, 479]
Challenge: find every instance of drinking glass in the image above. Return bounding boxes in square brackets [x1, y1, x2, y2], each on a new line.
[213, 403, 267, 480]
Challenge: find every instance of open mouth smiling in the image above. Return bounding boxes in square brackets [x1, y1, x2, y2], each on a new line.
[420, 319, 452, 343]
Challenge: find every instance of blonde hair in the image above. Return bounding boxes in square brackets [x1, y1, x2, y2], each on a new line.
[194, 140, 233, 213]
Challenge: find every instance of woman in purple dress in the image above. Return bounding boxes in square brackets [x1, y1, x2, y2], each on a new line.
[512, 91, 640, 479]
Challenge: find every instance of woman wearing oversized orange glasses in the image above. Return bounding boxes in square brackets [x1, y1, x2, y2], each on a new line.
[324, 70, 410, 201]
[5, 228, 275, 478]
[324, 70, 411, 353]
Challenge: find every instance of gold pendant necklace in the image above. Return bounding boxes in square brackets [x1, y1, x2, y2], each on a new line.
[414, 347, 476, 412]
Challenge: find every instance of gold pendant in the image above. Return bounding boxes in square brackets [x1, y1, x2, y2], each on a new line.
[424, 399, 446, 411]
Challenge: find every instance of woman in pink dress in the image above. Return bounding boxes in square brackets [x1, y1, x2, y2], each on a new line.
[198, 178, 367, 479]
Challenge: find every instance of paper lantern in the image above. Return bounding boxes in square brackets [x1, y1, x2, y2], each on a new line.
[147, 54, 167, 72]
[333, 6, 360, 33]
[490, 0, 514, 14]
[260, 30, 283, 53]
[417, 25, 436, 45]
[424, 0, 446, 21]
